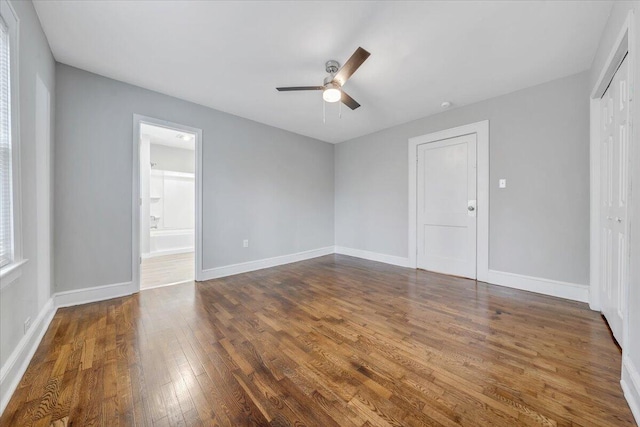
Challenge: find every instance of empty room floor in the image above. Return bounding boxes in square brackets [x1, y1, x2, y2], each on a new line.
[141, 252, 194, 289]
[1, 255, 635, 426]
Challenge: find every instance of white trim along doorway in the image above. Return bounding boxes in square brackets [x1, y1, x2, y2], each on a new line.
[408, 120, 490, 281]
[132, 114, 204, 291]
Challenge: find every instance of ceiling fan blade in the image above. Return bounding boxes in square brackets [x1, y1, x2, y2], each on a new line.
[341, 91, 360, 110]
[276, 86, 324, 91]
[333, 47, 371, 87]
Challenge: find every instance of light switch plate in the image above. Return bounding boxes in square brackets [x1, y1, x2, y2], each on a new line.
[499, 179, 507, 189]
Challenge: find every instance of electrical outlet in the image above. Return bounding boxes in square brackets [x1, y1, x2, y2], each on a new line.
[24, 317, 32, 334]
[243, 239, 249, 248]
[499, 179, 507, 189]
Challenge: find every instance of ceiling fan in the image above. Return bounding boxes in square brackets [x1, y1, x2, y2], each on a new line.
[276, 47, 371, 110]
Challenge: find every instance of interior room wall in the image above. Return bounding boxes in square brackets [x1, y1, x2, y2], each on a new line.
[0, 0, 55, 398]
[591, 1, 640, 420]
[335, 71, 590, 286]
[150, 144, 194, 174]
[54, 64, 334, 293]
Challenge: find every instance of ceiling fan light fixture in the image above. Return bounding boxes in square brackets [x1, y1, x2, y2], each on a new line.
[276, 47, 370, 110]
[322, 84, 341, 103]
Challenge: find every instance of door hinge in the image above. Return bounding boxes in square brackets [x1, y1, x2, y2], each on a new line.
[139, 257, 142, 265]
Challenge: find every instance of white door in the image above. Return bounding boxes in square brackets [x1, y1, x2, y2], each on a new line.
[600, 55, 630, 345]
[417, 134, 477, 278]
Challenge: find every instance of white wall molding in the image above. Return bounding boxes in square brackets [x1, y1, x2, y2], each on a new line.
[54, 281, 137, 308]
[622, 355, 640, 425]
[0, 244, 609, 417]
[2, 247, 334, 413]
[334, 246, 410, 268]
[1, 279, 139, 415]
[334, 246, 588, 302]
[200, 246, 335, 280]
[485, 269, 589, 302]
[0, 298, 56, 415]
[589, 96, 601, 311]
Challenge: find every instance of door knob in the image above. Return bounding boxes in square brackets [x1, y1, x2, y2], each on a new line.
[468, 206, 475, 212]
[616, 217, 623, 223]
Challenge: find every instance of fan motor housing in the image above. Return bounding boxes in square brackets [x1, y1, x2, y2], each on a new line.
[323, 76, 336, 86]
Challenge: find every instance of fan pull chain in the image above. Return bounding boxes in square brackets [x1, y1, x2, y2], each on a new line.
[323, 100, 326, 124]
[339, 100, 342, 119]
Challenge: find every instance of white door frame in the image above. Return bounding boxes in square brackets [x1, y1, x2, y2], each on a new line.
[132, 114, 204, 291]
[408, 120, 489, 281]
[589, 10, 634, 328]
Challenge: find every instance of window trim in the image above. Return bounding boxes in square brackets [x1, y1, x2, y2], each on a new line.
[0, 0, 24, 280]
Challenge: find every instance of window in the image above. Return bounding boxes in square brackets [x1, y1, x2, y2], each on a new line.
[0, 15, 11, 268]
[0, 0, 19, 274]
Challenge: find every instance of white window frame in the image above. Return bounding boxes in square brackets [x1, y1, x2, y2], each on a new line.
[0, 0, 24, 284]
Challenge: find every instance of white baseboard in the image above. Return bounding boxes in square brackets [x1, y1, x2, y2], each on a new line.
[142, 247, 194, 259]
[0, 246, 630, 420]
[54, 281, 137, 308]
[1, 279, 139, 415]
[622, 355, 640, 425]
[199, 246, 335, 280]
[331, 248, 587, 303]
[483, 269, 589, 303]
[334, 246, 410, 268]
[0, 298, 56, 415]
[4, 245, 338, 414]
[588, 296, 601, 312]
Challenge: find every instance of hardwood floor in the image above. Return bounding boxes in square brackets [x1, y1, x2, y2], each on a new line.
[141, 252, 194, 289]
[1, 255, 635, 426]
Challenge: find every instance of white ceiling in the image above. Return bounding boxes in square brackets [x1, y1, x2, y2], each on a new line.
[141, 123, 195, 150]
[34, 1, 612, 143]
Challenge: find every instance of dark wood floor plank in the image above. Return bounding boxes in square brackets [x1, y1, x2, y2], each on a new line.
[0, 254, 636, 426]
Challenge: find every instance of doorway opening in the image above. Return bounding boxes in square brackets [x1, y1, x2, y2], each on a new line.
[134, 116, 202, 290]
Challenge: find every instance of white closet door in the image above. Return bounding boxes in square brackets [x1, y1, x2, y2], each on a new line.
[600, 55, 629, 345]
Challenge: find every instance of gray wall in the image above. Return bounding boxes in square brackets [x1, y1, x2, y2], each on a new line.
[54, 64, 334, 292]
[0, 0, 55, 371]
[335, 71, 590, 285]
[591, 0, 640, 392]
[150, 144, 194, 174]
